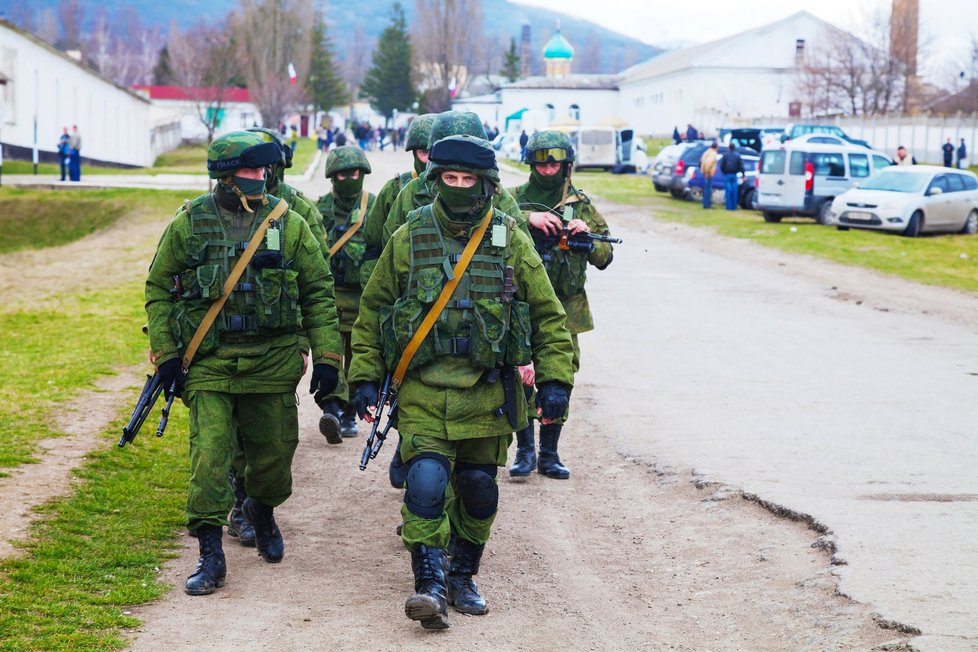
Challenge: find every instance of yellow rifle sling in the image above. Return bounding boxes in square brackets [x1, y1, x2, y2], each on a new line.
[328, 191, 369, 257]
[392, 207, 495, 390]
[181, 198, 289, 371]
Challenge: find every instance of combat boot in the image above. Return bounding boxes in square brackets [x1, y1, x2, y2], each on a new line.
[339, 403, 359, 438]
[226, 473, 256, 547]
[405, 544, 450, 630]
[538, 423, 570, 479]
[389, 440, 407, 489]
[185, 525, 226, 596]
[319, 398, 343, 445]
[242, 497, 284, 563]
[508, 424, 536, 477]
[446, 537, 487, 615]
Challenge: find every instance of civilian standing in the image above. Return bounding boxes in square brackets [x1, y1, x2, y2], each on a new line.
[943, 138, 954, 167]
[957, 138, 967, 169]
[699, 141, 719, 209]
[57, 127, 70, 181]
[720, 144, 744, 211]
[67, 125, 82, 182]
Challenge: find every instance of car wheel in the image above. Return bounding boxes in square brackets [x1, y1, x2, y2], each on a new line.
[741, 188, 757, 210]
[816, 199, 835, 226]
[960, 210, 978, 235]
[903, 210, 923, 237]
[669, 189, 684, 198]
[653, 183, 666, 192]
[836, 225, 850, 231]
[762, 212, 782, 223]
[689, 187, 703, 202]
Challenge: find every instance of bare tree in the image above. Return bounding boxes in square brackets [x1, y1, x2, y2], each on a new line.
[37, 9, 59, 46]
[413, 0, 485, 111]
[85, 8, 113, 77]
[8, 4, 36, 32]
[341, 24, 373, 100]
[57, 0, 84, 50]
[233, 0, 315, 128]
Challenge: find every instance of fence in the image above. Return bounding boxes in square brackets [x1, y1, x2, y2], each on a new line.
[150, 119, 183, 163]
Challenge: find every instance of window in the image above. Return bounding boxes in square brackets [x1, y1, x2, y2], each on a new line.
[761, 151, 785, 174]
[795, 39, 806, 64]
[789, 151, 806, 175]
[812, 152, 845, 177]
[848, 153, 870, 178]
[962, 175, 978, 190]
[545, 103, 555, 121]
[929, 175, 950, 194]
[946, 174, 966, 192]
[569, 104, 580, 120]
[872, 155, 892, 172]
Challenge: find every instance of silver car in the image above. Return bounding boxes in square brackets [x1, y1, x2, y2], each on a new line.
[831, 166, 978, 236]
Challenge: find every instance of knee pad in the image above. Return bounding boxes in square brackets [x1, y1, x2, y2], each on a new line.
[403, 454, 450, 519]
[454, 464, 499, 520]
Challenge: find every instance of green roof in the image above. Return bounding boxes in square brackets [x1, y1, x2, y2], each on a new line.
[543, 30, 574, 59]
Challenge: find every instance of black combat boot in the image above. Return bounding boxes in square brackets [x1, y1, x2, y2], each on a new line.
[405, 544, 450, 630]
[339, 403, 359, 438]
[184, 525, 226, 596]
[389, 440, 407, 489]
[537, 423, 570, 479]
[446, 537, 488, 615]
[226, 472, 256, 547]
[508, 424, 536, 477]
[242, 497, 284, 563]
[319, 398, 343, 445]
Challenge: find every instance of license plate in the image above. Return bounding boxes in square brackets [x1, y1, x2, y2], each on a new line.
[846, 211, 873, 221]
[761, 193, 782, 205]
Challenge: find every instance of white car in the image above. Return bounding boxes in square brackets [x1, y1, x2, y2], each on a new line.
[831, 166, 978, 236]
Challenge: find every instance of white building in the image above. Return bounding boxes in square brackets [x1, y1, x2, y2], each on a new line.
[0, 19, 178, 167]
[455, 12, 844, 137]
[131, 85, 261, 142]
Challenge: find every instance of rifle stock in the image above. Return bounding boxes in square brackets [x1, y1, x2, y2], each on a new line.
[359, 373, 396, 470]
[118, 374, 175, 448]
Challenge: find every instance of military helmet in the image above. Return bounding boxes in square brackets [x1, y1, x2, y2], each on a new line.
[206, 131, 283, 179]
[324, 146, 371, 178]
[425, 135, 500, 186]
[427, 111, 488, 149]
[247, 126, 293, 169]
[405, 113, 437, 151]
[524, 130, 575, 165]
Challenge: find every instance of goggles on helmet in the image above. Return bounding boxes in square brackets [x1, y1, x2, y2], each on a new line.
[528, 147, 570, 163]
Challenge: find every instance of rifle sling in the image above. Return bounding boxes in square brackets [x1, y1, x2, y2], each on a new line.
[392, 207, 495, 390]
[181, 199, 289, 371]
[328, 192, 369, 257]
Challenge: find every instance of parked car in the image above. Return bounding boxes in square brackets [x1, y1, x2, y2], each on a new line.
[719, 126, 785, 152]
[686, 151, 760, 209]
[651, 142, 700, 193]
[755, 142, 892, 224]
[491, 133, 522, 161]
[789, 133, 859, 148]
[781, 123, 871, 149]
[829, 166, 978, 236]
[664, 144, 760, 200]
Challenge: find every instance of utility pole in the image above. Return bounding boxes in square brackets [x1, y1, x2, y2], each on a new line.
[32, 68, 39, 175]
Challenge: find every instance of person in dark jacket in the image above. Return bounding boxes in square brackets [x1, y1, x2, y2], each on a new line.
[943, 138, 954, 167]
[957, 138, 967, 169]
[672, 126, 682, 144]
[519, 129, 529, 161]
[720, 144, 744, 211]
[685, 123, 699, 142]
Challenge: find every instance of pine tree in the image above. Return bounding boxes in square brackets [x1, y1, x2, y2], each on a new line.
[360, 3, 416, 122]
[501, 37, 520, 82]
[306, 11, 351, 111]
[153, 45, 173, 85]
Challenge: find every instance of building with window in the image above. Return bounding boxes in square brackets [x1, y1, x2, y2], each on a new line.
[131, 85, 261, 143]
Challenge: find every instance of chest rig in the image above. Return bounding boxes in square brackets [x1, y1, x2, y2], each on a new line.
[380, 205, 532, 375]
[168, 195, 300, 356]
[325, 192, 376, 289]
[530, 190, 589, 298]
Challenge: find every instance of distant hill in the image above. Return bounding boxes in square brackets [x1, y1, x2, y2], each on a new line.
[0, 0, 661, 76]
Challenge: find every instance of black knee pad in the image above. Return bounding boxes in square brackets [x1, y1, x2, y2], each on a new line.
[404, 453, 451, 519]
[454, 463, 499, 520]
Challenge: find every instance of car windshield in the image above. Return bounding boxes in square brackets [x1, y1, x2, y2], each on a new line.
[860, 171, 929, 193]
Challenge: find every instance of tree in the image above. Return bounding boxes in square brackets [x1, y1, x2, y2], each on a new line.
[306, 11, 350, 112]
[56, 0, 83, 50]
[341, 24, 372, 101]
[233, 0, 315, 128]
[413, 0, 484, 112]
[500, 37, 520, 82]
[154, 46, 174, 85]
[361, 3, 416, 121]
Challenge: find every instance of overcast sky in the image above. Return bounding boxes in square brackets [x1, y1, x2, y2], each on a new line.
[514, 0, 976, 86]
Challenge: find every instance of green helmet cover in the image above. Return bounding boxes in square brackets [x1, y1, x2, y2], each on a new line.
[324, 146, 372, 178]
[405, 113, 437, 151]
[425, 135, 500, 186]
[524, 130, 576, 164]
[427, 111, 488, 149]
[207, 131, 283, 179]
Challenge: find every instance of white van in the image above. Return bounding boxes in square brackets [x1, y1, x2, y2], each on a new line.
[755, 142, 892, 224]
[574, 127, 618, 170]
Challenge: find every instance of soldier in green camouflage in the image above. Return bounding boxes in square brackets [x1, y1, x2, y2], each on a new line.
[362, 113, 436, 251]
[145, 130, 343, 596]
[507, 130, 615, 480]
[349, 135, 575, 630]
[316, 146, 377, 439]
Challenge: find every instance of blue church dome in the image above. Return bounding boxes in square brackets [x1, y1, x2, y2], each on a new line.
[543, 30, 574, 60]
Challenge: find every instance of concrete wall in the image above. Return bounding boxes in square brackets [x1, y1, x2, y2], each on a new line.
[0, 21, 156, 167]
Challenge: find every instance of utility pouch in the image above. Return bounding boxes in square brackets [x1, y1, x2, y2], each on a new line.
[470, 298, 506, 369]
[414, 267, 443, 304]
[195, 264, 224, 300]
[505, 300, 532, 366]
[256, 268, 300, 330]
[391, 297, 436, 370]
[170, 301, 219, 359]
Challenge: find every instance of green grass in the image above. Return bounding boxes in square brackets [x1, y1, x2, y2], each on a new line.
[0, 188, 190, 254]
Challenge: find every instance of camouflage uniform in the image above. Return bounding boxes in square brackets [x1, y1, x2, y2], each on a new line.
[349, 135, 574, 629]
[145, 131, 342, 595]
[506, 130, 615, 479]
[380, 111, 530, 247]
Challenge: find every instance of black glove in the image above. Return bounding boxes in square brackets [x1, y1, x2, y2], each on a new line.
[250, 250, 283, 270]
[536, 382, 570, 422]
[352, 381, 380, 420]
[309, 364, 339, 404]
[157, 357, 186, 398]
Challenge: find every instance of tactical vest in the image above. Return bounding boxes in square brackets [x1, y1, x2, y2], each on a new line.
[531, 198, 589, 297]
[380, 205, 532, 376]
[168, 195, 300, 357]
[326, 192, 377, 290]
[397, 170, 415, 189]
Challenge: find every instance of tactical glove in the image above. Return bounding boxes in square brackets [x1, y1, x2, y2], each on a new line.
[250, 250, 283, 270]
[157, 358, 186, 398]
[536, 382, 570, 422]
[351, 381, 380, 420]
[309, 364, 340, 404]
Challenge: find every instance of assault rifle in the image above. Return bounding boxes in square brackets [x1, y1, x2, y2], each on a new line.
[359, 373, 399, 471]
[534, 229, 623, 257]
[118, 373, 177, 447]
